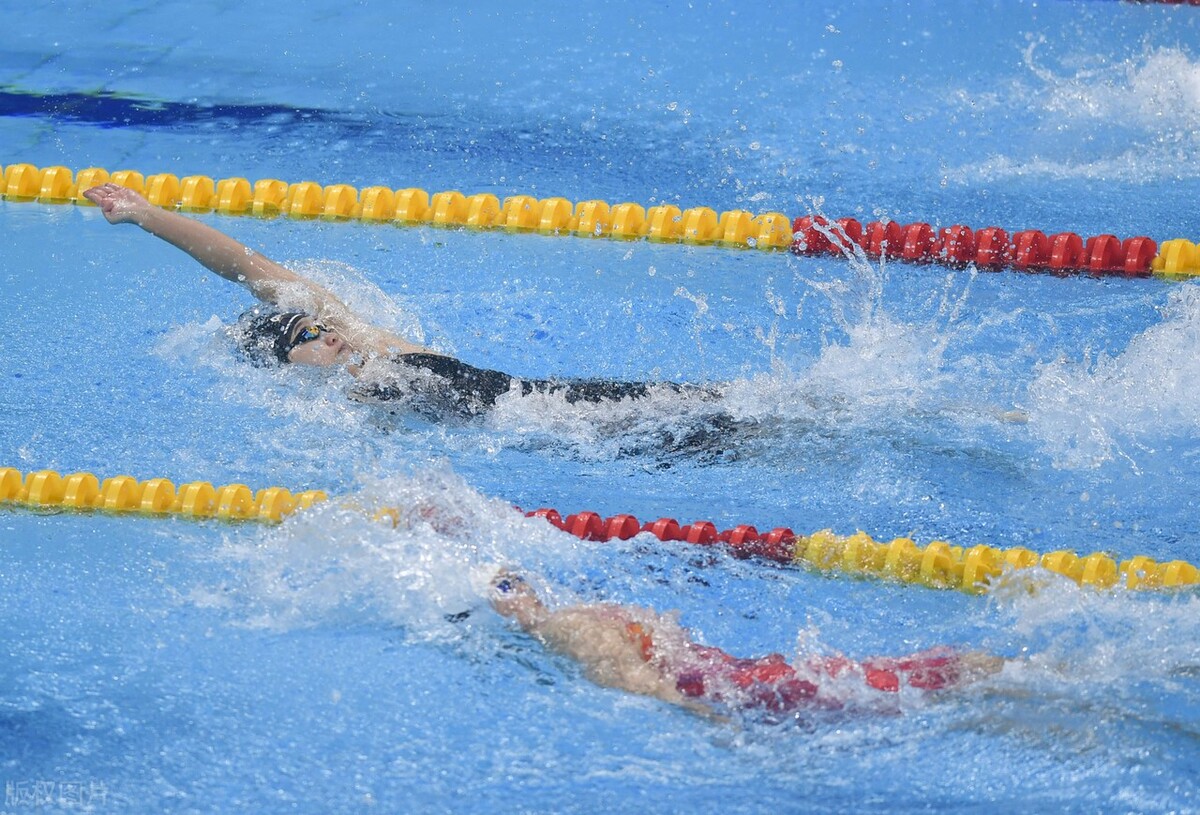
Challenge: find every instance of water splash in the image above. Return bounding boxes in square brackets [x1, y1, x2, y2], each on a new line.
[154, 315, 378, 456]
[474, 220, 1015, 464]
[1033, 45, 1200, 131]
[980, 568, 1200, 722]
[949, 43, 1200, 182]
[486, 382, 741, 462]
[768, 216, 988, 426]
[289, 259, 431, 350]
[208, 466, 590, 637]
[1026, 283, 1200, 469]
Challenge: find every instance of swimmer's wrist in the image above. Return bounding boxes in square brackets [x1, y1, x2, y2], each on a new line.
[135, 204, 189, 235]
[133, 205, 166, 230]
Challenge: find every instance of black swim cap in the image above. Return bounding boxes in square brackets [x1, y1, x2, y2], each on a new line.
[233, 308, 308, 366]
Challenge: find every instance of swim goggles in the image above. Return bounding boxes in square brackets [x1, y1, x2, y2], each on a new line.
[285, 320, 333, 354]
[493, 574, 526, 594]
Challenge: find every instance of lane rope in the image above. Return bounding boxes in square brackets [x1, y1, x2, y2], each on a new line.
[0, 162, 793, 248]
[0, 466, 326, 523]
[792, 215, 1184, 278]
[4, 161, 1199, 277]
[3, 466, 1196, 595]
[526, 507, 1199, 593]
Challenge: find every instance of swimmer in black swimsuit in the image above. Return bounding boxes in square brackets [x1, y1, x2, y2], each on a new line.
[82, 183, 713, 420]
[350, 352, 716, 420]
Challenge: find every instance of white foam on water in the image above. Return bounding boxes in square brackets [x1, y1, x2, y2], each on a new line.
[483, 240, 1011, 458]
[946, 44, 1200, 182]
[153, 314, 376, 450]
[484, 382, 747, 462]
[753, 240, 1015, 434]
[979, 569, 1200, 719]
[1035, 46, 1200, 130]
[1026, 283, 1200, 469]
[207, 466, 591, 638]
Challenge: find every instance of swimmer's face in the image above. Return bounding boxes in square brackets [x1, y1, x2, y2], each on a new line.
[489, 571, 544, 620]
[286, 318, 353, 367]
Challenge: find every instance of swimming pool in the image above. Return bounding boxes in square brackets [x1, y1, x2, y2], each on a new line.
[3, 0, 1200, 812]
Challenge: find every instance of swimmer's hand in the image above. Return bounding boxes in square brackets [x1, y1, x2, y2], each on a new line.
[82, 183, 153, 226]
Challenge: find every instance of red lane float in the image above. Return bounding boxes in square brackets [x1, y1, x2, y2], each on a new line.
[525, 508, 798, 564]
[791, 217, 1157, 278]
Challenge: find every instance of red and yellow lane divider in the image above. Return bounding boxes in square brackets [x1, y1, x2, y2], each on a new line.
[3, 466, 1196, 595]
[4, 161, 1198, 276]
[528, 507, 1199, 593]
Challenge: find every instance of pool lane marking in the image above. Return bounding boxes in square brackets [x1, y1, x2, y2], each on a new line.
[4, 162, 1200, 278]
[3, 467, 1196, 595]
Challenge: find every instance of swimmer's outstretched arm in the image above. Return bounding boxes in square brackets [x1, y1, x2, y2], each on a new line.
[82, 184, 430, 356]
[82, 183, 339, 309]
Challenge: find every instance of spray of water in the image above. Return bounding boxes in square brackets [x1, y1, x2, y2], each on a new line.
[949, 42, 1200, 182]
[1026, 283, 1200, 469]
[964, 567, 1200, 763]
[1031, 44, 1200, 131]
[289, 259, 432, 349]
[752, 213, 989, 428]
[208, 466, 591, 638]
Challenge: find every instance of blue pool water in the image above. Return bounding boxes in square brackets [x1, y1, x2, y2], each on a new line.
[3, 1, 1200, 812]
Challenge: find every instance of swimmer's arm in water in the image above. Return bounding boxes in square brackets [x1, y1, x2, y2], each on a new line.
[531, 608, 723, 719]
[489, 575, 721, 719]
[82, 184, 429, 356]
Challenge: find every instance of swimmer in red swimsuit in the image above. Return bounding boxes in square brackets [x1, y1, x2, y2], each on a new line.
[489, 569, 1004, 719]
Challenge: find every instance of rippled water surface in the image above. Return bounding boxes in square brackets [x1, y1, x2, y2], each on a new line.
[3, 2, 1200, 812]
